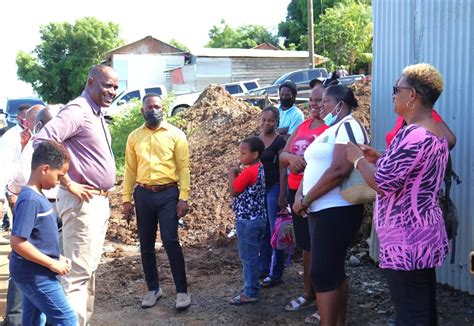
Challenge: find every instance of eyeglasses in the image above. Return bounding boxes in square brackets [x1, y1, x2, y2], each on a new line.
[392, 85, 412, 95]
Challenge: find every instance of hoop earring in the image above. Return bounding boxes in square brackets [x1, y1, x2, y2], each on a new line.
[406, 101, 415, 110]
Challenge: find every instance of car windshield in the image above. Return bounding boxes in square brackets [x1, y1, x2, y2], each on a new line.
[272, 72, 292, 85]
[6, 99, 45, 116]
[111, 90, 126, 104]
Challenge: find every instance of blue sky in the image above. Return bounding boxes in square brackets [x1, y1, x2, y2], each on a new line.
[0, 0, 289, 100]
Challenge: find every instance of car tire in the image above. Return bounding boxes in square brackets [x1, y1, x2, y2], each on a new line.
[172, 105, 188, 116]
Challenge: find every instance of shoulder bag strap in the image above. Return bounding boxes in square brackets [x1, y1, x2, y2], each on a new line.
[343, 122, 362, 145]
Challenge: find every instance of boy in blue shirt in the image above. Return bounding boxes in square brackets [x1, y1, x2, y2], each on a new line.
[9, 140, 77, 325]
[277, 81, 304, 138]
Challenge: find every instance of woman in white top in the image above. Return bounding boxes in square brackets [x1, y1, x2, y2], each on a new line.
[293, 85, 367, 326]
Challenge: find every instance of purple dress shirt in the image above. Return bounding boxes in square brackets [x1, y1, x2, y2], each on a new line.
[34, 91, 116, 190]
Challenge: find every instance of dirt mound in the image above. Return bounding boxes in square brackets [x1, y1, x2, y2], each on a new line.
[177, 85, 261, 245]
[106, 85, 261, 246]
[106, 81, 374, 245]
[350, 78, 372, 137]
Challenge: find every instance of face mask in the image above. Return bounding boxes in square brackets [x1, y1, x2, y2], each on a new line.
[32, 122, 42, 135]
[280, 97, 294, 108]
[144, 109, 163, 127]
[322, 101, 342, 126]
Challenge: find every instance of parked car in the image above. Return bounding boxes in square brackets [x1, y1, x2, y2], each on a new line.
[222, 79, 260, 96]
[4, 98, 46, 127]
[338, 74, 366, 85]
[105, 84, 201, 118]
[272, 68, 328, 90]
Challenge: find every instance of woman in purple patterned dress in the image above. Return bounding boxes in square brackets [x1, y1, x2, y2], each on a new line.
[346, 63, 449, 325]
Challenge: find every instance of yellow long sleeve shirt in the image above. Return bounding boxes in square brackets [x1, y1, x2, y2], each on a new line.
[122, 121, 190, 202]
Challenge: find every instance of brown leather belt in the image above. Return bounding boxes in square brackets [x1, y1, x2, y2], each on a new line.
[60, 185, 109, 197]
[137, 182, 178, 192]
[89, 188, 109, 197]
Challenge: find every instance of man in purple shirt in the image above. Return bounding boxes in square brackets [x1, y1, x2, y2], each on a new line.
[34, 64, 118, 325]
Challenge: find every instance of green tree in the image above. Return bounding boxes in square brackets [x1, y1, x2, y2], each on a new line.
[278, 0, 371, 50]
[169, 39, 189, 52]
[16, 17, 123, 103]
[206, 20, 278, 48]
[317, 0, 372, 72]
[278, 0, 341, 50]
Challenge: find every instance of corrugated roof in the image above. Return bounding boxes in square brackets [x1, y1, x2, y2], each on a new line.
[190, 48, 328, 62]
[106, 35, 183, 57]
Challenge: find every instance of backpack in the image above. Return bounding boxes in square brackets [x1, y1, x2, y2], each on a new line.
[271, 210, 295, 250]
[439, 155, 461, 264]
[269, 210, 295, 275]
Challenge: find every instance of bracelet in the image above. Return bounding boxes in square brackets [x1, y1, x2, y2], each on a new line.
[353, 156, 365, 169]
[301, 196, 311, 208]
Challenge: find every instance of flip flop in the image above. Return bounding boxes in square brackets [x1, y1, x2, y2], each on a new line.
[261, 277, 283, 288]
[304, 312, 321, 324]
[229, 294, 258, 305]
[285, 295, 315, 311]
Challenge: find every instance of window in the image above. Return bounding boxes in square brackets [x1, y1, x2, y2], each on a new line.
[287, 72, 305, 83]
[145, 87, 163, 96]
[121, 90, 140, 103]
[244, 82, 258, 91]
[308, 69, 327, 79]
[114, 60, 128, 94]
[225, 85, 243, 95]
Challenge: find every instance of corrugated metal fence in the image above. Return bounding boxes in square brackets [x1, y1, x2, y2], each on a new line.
[372, 0, 473, 293]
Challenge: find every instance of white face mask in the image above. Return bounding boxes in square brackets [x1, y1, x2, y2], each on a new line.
[322, 101, 342, 126]
[32, 122, 42, 135]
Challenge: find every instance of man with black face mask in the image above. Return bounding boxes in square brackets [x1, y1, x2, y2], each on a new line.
[276, 80, 304, 139]
[122, 93, 191, 311]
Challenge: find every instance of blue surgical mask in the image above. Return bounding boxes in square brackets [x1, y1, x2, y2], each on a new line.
[322, 101, 342, 126]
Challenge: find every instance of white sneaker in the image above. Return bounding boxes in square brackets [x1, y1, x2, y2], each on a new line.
[141, 288, 162, 308]
[175, 292, 191, 310]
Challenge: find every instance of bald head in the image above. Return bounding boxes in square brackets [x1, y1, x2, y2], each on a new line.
[87, 64, 117, 83]
[36, 106, 54, 124]
[25, 105, 45, 131]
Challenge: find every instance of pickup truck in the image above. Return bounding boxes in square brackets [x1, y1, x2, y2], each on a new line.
[105, 85, 199, 117]
[105, 79, 261, 118]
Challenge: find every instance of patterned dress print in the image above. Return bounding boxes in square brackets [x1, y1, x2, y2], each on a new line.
[232, 164, 267, 221]
[375, 125, 449, 270]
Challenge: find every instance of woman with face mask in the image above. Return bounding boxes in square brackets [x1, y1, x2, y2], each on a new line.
[279, 84, 328, 322]
[292, 85, 367, 325]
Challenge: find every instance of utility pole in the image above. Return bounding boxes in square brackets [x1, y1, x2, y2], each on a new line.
[307, 0, 315, 68]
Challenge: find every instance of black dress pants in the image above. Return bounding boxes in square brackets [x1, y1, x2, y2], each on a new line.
[133, 186, 187, 293]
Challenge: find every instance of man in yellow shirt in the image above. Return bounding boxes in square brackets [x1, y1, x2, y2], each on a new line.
[122, 93, 191, 310]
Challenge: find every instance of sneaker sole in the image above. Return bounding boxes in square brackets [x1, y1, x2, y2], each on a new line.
[141, 293, 162, 308]
[176, 300, 191, 311]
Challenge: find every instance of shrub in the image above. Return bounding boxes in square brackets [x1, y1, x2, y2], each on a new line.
[109, 95, 183, 176]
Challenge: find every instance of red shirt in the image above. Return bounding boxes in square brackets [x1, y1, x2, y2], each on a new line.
[385, 109, 443, 147]
[233, 163, 261, 193]
[287, 119, 328, 190]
